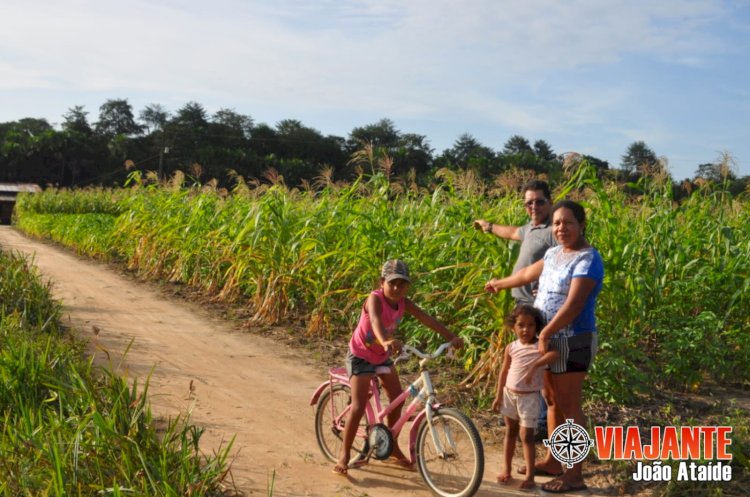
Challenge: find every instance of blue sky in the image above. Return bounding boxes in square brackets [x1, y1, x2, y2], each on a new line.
[2, 0, 749, 180]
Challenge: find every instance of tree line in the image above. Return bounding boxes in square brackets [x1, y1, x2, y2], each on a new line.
[1, 98, 747, 195]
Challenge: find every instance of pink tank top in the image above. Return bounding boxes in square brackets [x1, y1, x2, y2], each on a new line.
[349, 289, 405, 365]
[506, 340, 544, 392]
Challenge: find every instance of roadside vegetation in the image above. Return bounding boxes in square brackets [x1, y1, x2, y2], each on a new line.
[11, 159, 750, 496]
[0, 250, 233, 495]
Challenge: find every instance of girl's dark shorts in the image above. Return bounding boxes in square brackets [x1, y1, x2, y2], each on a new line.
[548, 332, 598, 374]
[345, 351, 394, 377]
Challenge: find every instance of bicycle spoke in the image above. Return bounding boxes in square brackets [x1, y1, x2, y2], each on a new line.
[314, 384, 368, 462]
[416, 408, 483, 497]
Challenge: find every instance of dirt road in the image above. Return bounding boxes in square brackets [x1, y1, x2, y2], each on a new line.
[0, 226, 542, 497]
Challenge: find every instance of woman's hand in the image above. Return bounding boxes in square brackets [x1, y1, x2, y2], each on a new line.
[538, 336, 549, 354]
[491, 395, 502, 412]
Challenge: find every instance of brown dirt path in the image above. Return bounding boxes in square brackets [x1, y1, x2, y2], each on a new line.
[2, 226, 569, 497]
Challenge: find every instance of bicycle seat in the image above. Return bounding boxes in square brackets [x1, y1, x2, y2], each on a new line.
[328, 367, 348, 381]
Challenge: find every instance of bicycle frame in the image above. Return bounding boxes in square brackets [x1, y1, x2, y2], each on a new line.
[312, 343, 485, 497]
[309, 344, 450, 464]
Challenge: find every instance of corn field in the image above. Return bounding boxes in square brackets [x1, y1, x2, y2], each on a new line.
[13, 164, 750, 407]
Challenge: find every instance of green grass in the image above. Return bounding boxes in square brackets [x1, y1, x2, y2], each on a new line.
[0, 250, 233, 496]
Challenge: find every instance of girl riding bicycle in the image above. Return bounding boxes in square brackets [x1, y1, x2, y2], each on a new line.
[333, 259, 464, 476]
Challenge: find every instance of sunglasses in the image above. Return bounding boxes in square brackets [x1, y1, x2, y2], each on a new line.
[524, 199, 547, 207]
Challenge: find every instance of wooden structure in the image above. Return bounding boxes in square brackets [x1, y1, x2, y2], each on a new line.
[0, 183, 41, 224]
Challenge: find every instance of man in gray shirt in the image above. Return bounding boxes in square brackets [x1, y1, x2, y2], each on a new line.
[474, 179, 556, 305]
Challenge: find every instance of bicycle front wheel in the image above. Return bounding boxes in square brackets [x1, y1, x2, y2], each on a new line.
[314, 383, 368, 462]
[415, 407, 484, 497]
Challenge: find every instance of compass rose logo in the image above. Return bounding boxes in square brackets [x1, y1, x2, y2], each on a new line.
[543, 419, 594, 468]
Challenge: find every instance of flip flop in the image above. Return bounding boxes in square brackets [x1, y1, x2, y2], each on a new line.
[348, 459, 369, 469]
[517, 465, 563, 477]
[331, 464, 348, 476]
[540, 479, 588, 493]
[387, 456, 415, 471]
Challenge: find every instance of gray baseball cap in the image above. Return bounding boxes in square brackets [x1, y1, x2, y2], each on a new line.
[381, 259, 411, 283]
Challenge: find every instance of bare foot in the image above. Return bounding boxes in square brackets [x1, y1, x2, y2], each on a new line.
[519, 479, 536, 490]
[516, 462, 562, 476]
[497, 473, 511, 484]
[541, 477, 588, 492]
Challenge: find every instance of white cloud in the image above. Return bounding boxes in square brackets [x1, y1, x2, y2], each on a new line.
[0, 0, 728, 97]
[0, 0, 747, 178]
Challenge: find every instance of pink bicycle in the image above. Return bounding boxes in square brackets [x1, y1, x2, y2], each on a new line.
[310, 343, 484, 497]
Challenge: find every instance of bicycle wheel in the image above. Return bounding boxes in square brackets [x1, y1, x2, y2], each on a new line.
[314, 383, 368, 462]
[415, 407, 484, 497]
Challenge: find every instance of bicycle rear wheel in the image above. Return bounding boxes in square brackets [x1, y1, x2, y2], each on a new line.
[314, 383, 368, 462]
[415, 407, 484, 497]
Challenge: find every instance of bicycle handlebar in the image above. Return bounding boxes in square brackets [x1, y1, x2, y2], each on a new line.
[395, 342, 453, 363]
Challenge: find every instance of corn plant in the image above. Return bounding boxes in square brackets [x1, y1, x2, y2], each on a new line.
[12, 168, 750, 404]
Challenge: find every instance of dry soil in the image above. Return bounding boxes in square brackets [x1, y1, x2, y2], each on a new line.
[2, 226, 582, 496]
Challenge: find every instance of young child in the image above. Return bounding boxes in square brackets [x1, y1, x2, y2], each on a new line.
[491, 304, 559, 489]
[333, 259, 464, 476]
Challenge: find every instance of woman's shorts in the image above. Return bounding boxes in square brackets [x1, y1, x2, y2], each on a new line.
[500, 388, 541, 429]
[548, 332, 597, 374]
[345, 351, 394, 377]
